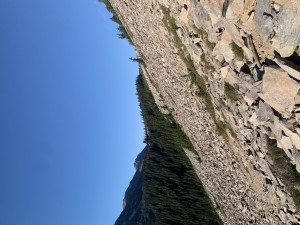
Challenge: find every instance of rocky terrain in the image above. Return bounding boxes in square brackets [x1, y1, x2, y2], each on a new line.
[106, 0, 300, 224]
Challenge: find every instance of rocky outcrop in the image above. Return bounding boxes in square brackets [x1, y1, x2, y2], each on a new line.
[107, 0, 300, 224]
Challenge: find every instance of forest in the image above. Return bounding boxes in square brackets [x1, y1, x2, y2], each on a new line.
[115, 73, 222, 225]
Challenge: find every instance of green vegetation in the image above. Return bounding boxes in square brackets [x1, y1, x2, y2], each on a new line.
[192, 25, 216, 51]
[224, 82, 239, 102]
[182, 71, 197, 87]
[215, 120, 237, 140]
[115, 73, 223, 225]
[267, 139, 300, 210]
[99, 0, 133, 45]
[137, 73, 195, 154]
[230, 42, 244, 60]
[161, 6, 184, 53]
[200, 54, 216, 73]
[200, 54, 209, 68]
[138, 74, 222, 225]
[130, 57, 147, 67]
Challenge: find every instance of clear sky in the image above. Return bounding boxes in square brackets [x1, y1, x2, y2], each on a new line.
[0, 1, 144, 225]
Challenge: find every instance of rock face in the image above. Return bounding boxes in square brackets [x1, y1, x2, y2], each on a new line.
[106, 0, 300, 224]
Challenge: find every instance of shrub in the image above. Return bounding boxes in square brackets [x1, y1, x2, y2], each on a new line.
[230, 42, 244, 60]
[224, 82, 239, 102]
[99, 0, 133, 45]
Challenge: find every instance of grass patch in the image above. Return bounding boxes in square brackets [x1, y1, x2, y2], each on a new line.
[209, 64, 216, 72]
[230, 42, 244, 60]
[182, 71, 197, 87]
[200, 54, 209, 68]
[224, 82, 239, 102]
[267, 139, 300, 210]
[161, 6, 185, 54]
[215, 120, 237, 141]
[200, 54, 216, 73]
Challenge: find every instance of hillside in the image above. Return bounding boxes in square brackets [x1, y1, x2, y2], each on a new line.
[115, 74, 222, 225]
[101, 0, 300, 224]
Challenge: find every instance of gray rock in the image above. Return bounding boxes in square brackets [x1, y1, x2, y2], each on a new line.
[257, 101, 270, 123]
[254, 0, 275, 41]
[277, 6, 300, 57]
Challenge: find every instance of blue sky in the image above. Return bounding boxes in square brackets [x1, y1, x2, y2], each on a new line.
[0, 1, 144, 225]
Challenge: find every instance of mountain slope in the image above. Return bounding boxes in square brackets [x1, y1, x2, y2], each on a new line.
[115, 74, 222, 225]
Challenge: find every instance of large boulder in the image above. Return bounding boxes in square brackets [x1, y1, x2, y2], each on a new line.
[260, 67, 300, 118]
[253, 0, 275, 42]
[274, 0, 300, 57]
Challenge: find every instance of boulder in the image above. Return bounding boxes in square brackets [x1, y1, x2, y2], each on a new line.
[257, 101, 270, 123]
[213, 39, 235, 63]
[274, 58, 300, 81]
[261, 67, 300, 118]
[253, 0, 275, 41]
[276, 3, 300, 57]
